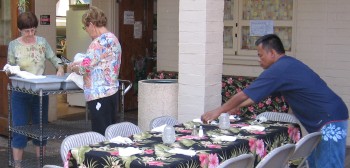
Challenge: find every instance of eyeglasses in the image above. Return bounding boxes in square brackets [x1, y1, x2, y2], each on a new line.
[21, 28, 36, 34]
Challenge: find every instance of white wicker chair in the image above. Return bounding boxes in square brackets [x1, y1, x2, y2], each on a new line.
[217, 153, 255, 168]
[256, 144, 296, 168]
[289, 132, 322, 168]
[149, 115, 179, 130]
[60, 131, 106, 163]
[257, 112, 299, 124]
[104, 122, 142, 140]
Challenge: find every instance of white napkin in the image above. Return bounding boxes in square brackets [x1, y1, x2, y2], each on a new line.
[118, 147, 143, 157]
[3, 64, 20, 74]
[16, 71, 46, 79]
[192, 118, 203, 123]
[241, 125, 265, 131]
[257, 116, 268, 123]
[168, 148, 197, 157]
[3, 64, 46, 79]
[212, 135, 237, 142]
[151, 124, 167, 132]
[109, 136, 133, 144]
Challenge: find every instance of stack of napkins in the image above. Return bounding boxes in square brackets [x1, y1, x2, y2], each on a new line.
[109, 136, 133, 144]
[118, 147, 143, 157]
[212, 135, 237, 142]
[168, 148, 196, 157]
[151, 124, 167, 132]
[3, 64, 46, 79]
[241, 125, 265, 131]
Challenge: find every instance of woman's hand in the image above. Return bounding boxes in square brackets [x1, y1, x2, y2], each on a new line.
[56, 66, 64, 76]
[68, 62, 80, 74]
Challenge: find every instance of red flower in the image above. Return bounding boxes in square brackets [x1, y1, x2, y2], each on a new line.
[255, 139, 266, 158]
[288, 126, 301, 143]
[147, 161, 164, 166]
[249, 138, 256, 152]
[208, 153, 219, 168]
[144, 149, 154, 154]
[258, 102, 265, 108]
[110, 151, 119, 156]
[227, 78, 233, 84]
[82, 58, 91, 66]
[199, 153, 209, 167]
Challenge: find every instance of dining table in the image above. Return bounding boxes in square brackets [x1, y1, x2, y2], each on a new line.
[65, 117, 301, 168]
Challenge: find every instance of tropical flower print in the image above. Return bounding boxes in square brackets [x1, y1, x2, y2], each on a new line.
[198, 153, 219, 168]
[321, 123, 347, 142]
[288, 125, 301, 143]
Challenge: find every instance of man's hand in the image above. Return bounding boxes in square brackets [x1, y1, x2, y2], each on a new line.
[201, 110, 221, 124]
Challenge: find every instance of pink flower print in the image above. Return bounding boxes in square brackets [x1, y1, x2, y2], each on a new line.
[251, 130, 266, 134]
[206, 144, 221, 149]
[159, 73, 164, 79]
[227, 78, 233, 84]
[225, 91, 230, 98]
[238, 76, 243, 81]
[178, 129, 192, 133]
[281, 105, 288, 112]
[258, 102, 265, 108]
[110, 151, 119, 156]
[249, 138, 256, 152]
[236, 88, 242, 92]
[208, 153, 219, 168]
[255, 139, 266, 158]
[144, 149, 154, 154]
[176, 135, 201, 141]
[222, 82, 226, 87]
[82, 58, 91, 66]
[248, 106, 254, 112]
[265, 98, 272, 105]
[274, 96, 281, 103]
[199, 153, 209, 168]
[288, 126, 301, 143]
[147, 161, 164, 166]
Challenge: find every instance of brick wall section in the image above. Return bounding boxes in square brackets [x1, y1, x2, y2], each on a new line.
[177, 0, 224, 123]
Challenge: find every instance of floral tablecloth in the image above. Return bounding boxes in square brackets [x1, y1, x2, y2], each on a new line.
[66, 119, 301, 168]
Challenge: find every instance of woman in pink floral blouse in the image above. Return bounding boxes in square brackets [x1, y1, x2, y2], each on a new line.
[68, 6, 122, 135]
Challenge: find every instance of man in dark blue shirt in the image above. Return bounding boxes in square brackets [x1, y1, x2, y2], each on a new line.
[202, 34, 348, 167]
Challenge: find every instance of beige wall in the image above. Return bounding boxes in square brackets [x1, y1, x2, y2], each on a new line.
[157, 0, 179, 72]
[35, 0, 58, 122]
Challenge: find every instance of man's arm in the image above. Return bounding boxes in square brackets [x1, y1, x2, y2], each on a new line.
[201, 91, 254, 123]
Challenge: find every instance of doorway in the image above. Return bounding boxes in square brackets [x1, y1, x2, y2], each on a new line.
[117, 0, 156, 111]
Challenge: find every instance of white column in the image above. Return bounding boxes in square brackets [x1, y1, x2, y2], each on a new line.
[178, 0, 224, 123]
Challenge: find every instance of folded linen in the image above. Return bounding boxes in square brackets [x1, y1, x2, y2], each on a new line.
[241, 125, 265, 131]
[118, 147, 143, 157]
[109, 136, 133, 144]
[16, 71, 46, 79]
[151, 124, 167, 133]
[65, 72, 83, 89]
[212, 135, 237, 142]
[168, 148, 196, 157]
[3, 64, 46, 79]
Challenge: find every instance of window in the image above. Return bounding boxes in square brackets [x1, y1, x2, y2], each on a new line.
[223, 0, 295, 65]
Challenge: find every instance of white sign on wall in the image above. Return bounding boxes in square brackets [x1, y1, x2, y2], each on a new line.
[124, 11, 134, 25]
[250, 20, 274, 36]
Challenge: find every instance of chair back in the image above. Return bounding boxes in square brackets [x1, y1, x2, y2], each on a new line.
[255, 144, 296, 168]
[105, 122, 142, 140]
[217, 153, 255, 168]
[60, 131, 106, 163]
[149, 115, 179, 130]
[257, 112, 299, 124]
[290, 132, 322, 168]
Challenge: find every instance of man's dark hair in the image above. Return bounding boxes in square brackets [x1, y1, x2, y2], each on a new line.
[255, 34, 285, 54]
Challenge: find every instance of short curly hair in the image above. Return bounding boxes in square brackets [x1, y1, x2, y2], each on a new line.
[82, 6, 107, 28]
